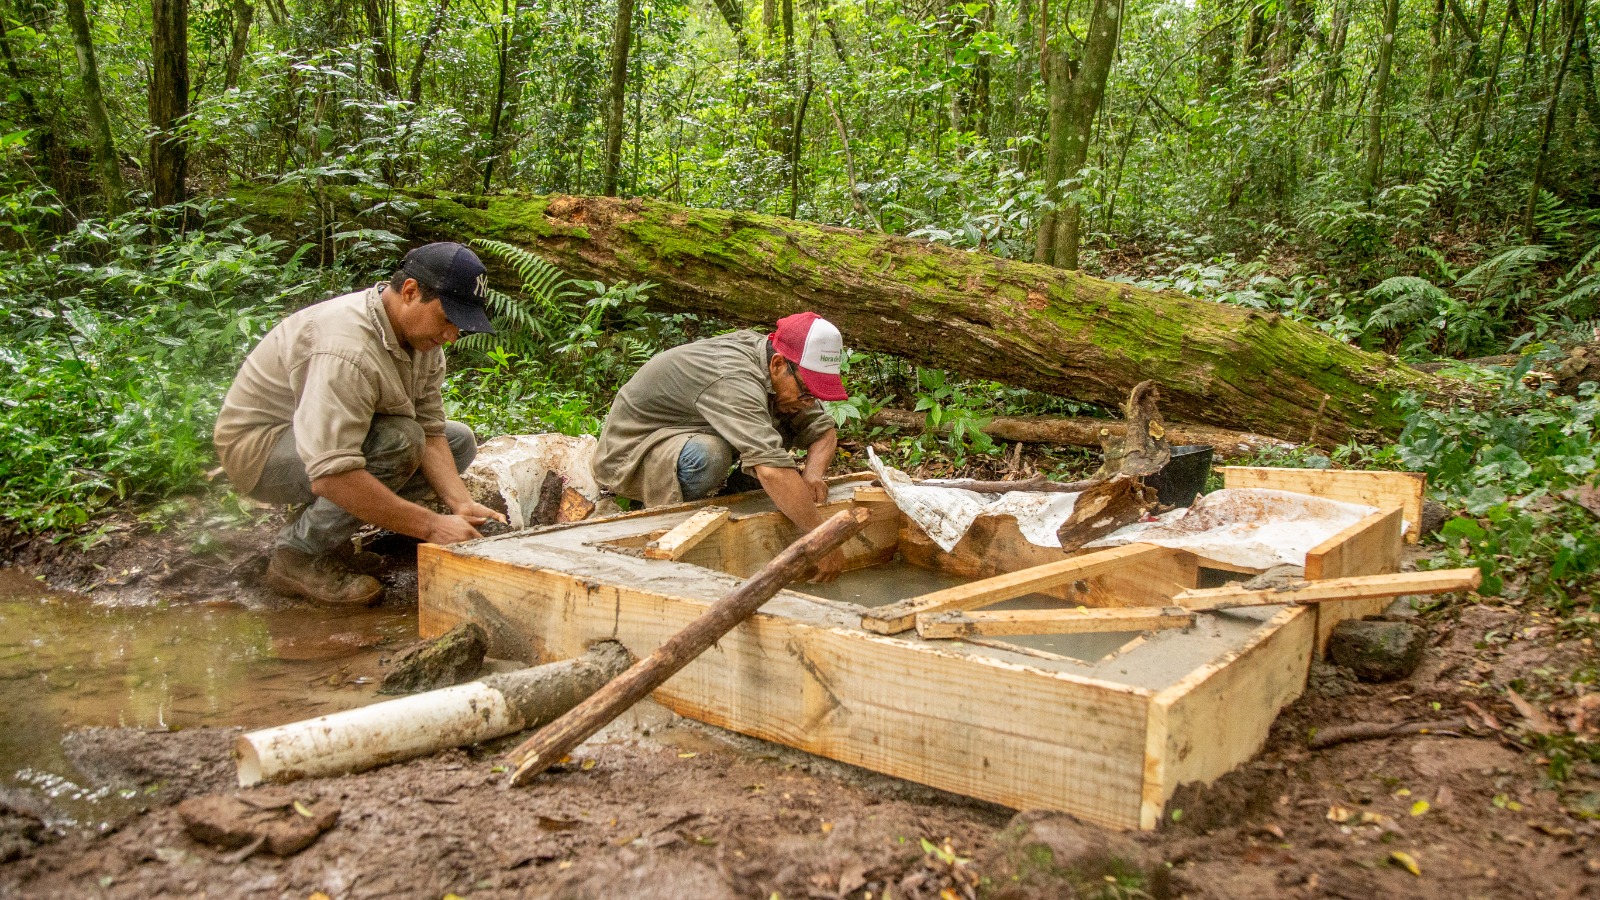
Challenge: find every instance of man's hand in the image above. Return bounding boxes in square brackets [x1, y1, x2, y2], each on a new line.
[807, 548, 845, 583]
[452, 499, 508, 526]
[425, 513, 485, 545]
[801, 472, 829, 504]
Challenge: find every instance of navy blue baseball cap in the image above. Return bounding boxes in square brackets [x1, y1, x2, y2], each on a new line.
[400, 242, 495, 335]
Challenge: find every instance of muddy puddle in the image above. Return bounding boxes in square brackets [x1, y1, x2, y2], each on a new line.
[0, 568, 412, 828]
[795, 560, 1142, 663]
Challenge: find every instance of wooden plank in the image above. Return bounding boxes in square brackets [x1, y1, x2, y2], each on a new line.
[861, 543, 1179, 635]
[1220, 465, 1427, 543]
[418, 542, 1156, 830]
[675, 502, 899, 577]
[852, 484, 893, 503]
[1303, 505, 1404, 650]
[1141, 606, 1316, 829]
[917, 606, 1194, 640]
[642, 506, 731, 560]
[1172, 568, 1481, 610]
[1304, 507, 1403, 581]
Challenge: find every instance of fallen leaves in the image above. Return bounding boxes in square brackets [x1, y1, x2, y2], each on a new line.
[1410, 800, 1431, 817]
[1390, 850, 1422, 876]
[1506, 688, 1557, 735]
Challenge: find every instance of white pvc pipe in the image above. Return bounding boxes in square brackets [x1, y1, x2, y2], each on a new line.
[238, 682, 518, 786]
[236, 642, 629, 786]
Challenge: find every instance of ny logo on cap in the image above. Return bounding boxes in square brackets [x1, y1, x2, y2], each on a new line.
[474, 273, 488, 299]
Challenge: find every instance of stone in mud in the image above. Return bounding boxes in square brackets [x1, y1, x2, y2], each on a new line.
[980, 810, 1170, 899]
[178, 788, 339, 856]
[1327, 618, 1427, 682]
[379, 622, 488, 695]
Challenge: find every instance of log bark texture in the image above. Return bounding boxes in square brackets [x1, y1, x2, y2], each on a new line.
[233, 187, 1462, 442]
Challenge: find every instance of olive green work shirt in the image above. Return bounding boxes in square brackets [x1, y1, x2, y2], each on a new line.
[591, 329, 836, 507]
[212, 285, 448, 496]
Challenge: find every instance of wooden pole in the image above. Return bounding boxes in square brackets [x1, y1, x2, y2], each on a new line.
[506, 507, 873, 785]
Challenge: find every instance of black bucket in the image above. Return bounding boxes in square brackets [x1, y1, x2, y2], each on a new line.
[1143, 445, 1214, 509]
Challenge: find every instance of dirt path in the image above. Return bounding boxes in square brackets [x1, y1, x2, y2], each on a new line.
[1, 506, 1597, 899]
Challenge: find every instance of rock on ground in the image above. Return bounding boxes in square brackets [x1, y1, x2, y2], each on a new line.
[1327, 618, 1427, 682]
[379, 622, 488, 695]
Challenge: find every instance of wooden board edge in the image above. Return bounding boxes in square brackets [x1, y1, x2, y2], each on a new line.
[1145, 606, 1315, 820]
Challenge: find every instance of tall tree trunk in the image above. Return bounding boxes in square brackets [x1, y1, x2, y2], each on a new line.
[149, 0, 190, 209]
[224, 0, 254, 92]
[603, 0, 635, 196]
[1524, 0, 1585, 234]
[1429, 0, 1448, 98]
[788, 39, 812, 218]
[1363, 0, 1400, 198]
[1470, 0, 1516, 154]
[1576, 14, 1600, 133]
[1035, 0, 1122, 270]
[65, 0, 127, 213]
[363, 0, 400, 96]
[409, 0, 453, 104]
[1197, 0, 1236, 97]
[238, 186, 1456, 442]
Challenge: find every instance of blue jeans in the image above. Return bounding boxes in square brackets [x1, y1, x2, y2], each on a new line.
[251, 416, 477, 555]
[676, 434, 736, 501]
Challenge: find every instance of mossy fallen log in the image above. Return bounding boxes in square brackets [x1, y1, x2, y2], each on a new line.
[231, 185, 1469, 442]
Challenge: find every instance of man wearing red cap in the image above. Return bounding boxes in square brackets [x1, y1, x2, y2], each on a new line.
[592, 312, 849, 581]
[215, 242, 508, 606]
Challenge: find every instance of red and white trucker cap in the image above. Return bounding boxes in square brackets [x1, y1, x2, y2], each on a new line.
[769, 312, 848, 401]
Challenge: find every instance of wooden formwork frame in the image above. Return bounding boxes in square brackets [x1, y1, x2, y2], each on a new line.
[417, 468, 1423, 830]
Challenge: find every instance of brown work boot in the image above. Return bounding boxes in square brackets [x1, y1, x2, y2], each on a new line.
[330, 542, 385, 576]
[265, 548, 383, 607]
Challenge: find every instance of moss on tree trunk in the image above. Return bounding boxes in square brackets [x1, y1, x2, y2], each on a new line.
[234, 185, 1466, 443]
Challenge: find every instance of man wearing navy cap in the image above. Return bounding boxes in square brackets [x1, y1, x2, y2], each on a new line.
[592, 312, 849, 582]
[215, 242, 507, 605]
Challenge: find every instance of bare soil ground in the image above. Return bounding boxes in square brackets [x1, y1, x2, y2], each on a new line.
[2, 487, 1599, 899]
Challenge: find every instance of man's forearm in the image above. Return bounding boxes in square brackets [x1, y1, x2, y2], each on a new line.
[802, 429, 837, 480]
[311, 469, 439, 539]
[753, 465, 823, 531]
[419, 433, 472, 511]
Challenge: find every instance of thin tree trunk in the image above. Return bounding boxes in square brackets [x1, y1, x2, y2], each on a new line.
[409, 0, 453, 104]
[1036, 0, 1122, 270]
[1363, 0, 1400, 198]
[603, 0, 635, 196]
[482, 0, 512, 192]
[363, 0, 400, 96]
[828, 93, 881, 231]
[1525, 0, 1585, 234]
[224, 0, 254, 91]
[788, 40, 812, 218]
[65, 0, 126, 213]
[1471, 0, 1516, 154]
[149, 0, 190, 209]
[1576, 14, 1600, 133]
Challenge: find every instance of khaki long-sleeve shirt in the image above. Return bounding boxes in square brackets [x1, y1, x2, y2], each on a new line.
[592, 330, 835, 506]
[213, 285, 447, 495]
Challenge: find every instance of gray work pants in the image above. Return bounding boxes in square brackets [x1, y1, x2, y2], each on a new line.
[250, 416, 477, 556]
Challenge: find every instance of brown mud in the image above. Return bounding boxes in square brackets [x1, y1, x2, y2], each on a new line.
[1, 485, 1598, 899]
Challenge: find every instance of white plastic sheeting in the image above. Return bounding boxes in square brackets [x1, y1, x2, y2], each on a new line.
[1083, 488, 1379, 569]
[867, 449, 1379, 569]
[867, 449, 1080, 552]
[462, 433, 602, 529]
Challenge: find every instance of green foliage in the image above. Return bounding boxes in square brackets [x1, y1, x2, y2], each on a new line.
[0, 200, 325, 531]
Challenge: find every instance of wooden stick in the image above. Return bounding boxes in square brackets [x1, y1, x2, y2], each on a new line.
[505, 507, 873, 786]
[642, 506, 731, 560]
[916, 606, 1194, 640]
[1309, 718, 1473, 750]
[860, 543, 1175, 635]
[1173, 568, 1481, 611]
